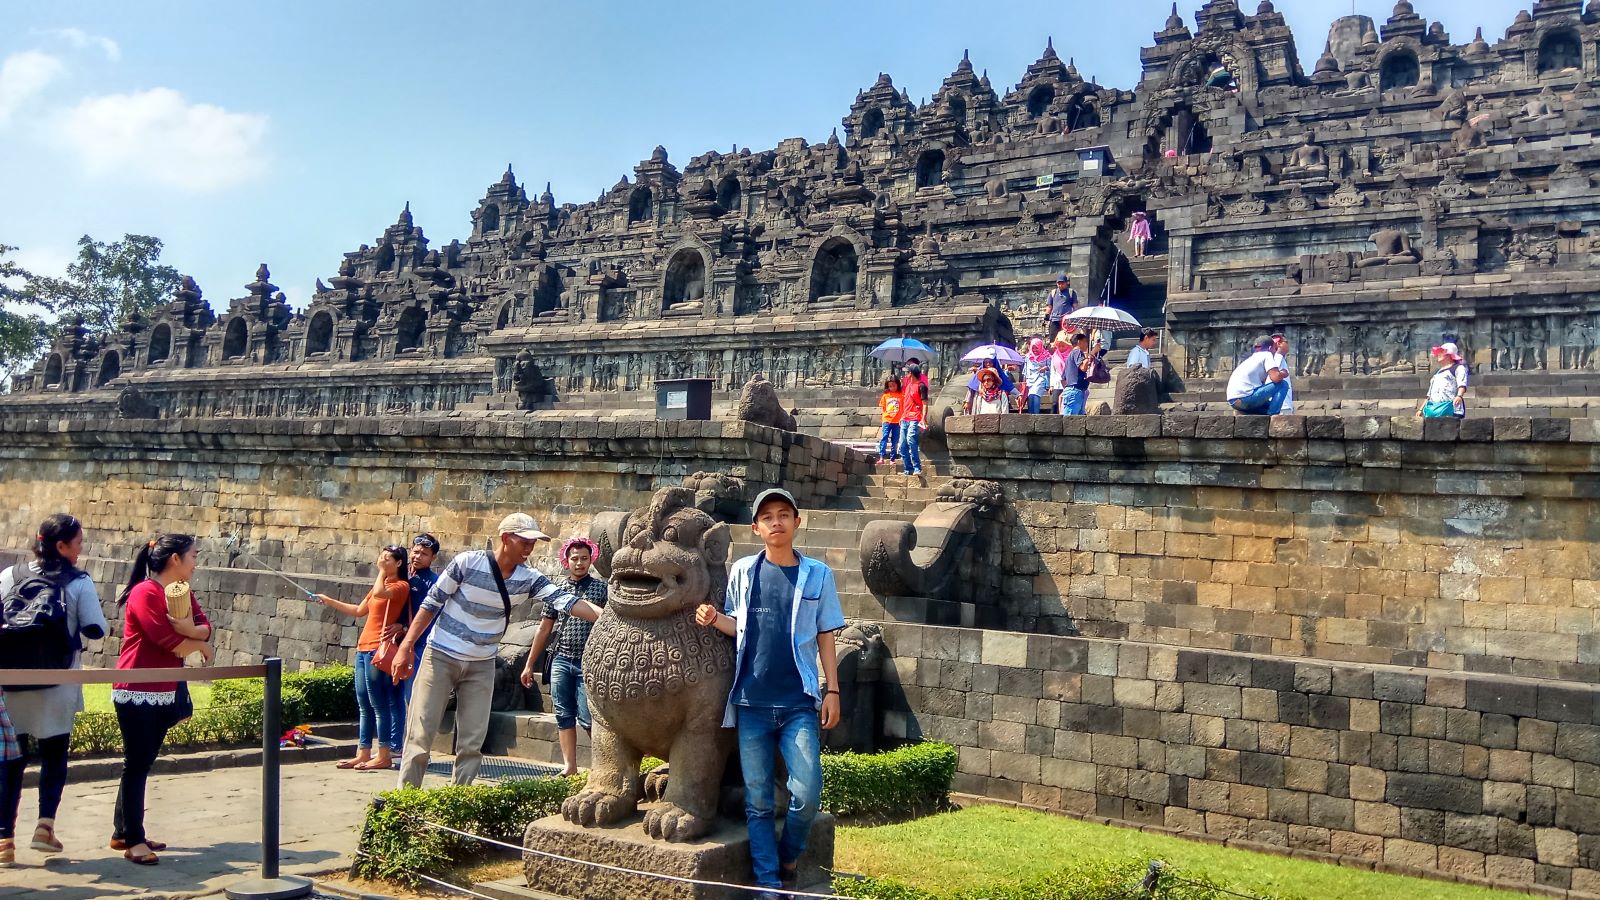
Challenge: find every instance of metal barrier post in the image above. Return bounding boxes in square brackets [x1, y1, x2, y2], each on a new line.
[225, 658, 312, 900]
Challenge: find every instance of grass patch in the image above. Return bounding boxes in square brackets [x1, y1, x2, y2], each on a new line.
[835, 805, 1526, 900]
[83, 682, 212, 713]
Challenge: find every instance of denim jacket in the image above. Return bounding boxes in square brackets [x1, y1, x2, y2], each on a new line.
[720, 550, 847, 728]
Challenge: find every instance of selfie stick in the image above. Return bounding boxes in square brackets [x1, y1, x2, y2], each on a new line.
[224, 535, 318, 599]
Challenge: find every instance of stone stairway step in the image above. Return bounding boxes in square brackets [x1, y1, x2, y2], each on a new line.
[473, 878, 570, 900]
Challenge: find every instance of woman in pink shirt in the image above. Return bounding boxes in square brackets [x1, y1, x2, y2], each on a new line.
[112, 534, 213, 866]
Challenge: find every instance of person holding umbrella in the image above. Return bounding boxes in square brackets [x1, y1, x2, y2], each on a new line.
[1055, 333, 1097, 415]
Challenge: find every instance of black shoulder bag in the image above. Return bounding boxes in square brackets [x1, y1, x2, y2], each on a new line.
[485, 552, 514, 635]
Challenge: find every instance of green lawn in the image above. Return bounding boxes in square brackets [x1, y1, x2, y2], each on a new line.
[835, 805, 1526, 900]
[82, 682, 212, 714]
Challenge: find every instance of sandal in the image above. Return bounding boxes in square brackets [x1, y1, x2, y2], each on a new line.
[124, 848, 160, 866]
[0, 838, 13, 868]
[355, 755, 394, 771]
[336, 756, 370, 770]
[110, 837, 167, 851]
[31, 822, 63, 854]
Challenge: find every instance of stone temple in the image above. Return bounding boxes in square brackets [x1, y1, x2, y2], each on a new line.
[8, 2, 1600, 896]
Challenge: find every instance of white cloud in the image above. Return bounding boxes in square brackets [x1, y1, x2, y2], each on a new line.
[0, 51, 65, 126]
[35, 28, 120, 62]
[54, 87, 269, 192]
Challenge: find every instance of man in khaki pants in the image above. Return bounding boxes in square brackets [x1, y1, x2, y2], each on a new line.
[390, 514, 600, 787]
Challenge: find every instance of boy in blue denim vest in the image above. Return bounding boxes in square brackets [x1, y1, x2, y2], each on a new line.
[696, 488, 844, 897]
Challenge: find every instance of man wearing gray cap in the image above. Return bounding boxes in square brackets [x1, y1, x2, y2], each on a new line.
[393, 513, 601, 787]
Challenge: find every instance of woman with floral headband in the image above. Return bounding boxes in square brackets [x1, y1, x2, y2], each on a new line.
[520, 537, 608, 775]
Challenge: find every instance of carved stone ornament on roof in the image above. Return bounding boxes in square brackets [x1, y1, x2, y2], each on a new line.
[1225, 194, 1267, 218]
[1487, 170, 1527, 198]
[1434, 172, 1472, 200]
[1380, 176, 1416, 206]
[1328, 180, 1367, 209]
[1013, 210, 1043, 237]
[1281, 186, 1316, 212]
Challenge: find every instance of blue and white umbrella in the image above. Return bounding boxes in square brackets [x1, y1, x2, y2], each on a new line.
[870, 337, 937, 363]
[961, 343, 1026, 365]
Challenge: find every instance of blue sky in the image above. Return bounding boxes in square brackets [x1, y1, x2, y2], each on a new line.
[0, 0, 1524, 313]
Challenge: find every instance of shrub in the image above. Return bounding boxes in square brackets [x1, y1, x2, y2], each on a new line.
[354, 776, 585, 885]
[69, 663, 353, 755]
[352, 742, 959, 887]
[834, 859, 1288, 900]
[821, 742, 957, 820]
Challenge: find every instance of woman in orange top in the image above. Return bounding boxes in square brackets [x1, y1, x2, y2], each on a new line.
[315, 546, 409, 771]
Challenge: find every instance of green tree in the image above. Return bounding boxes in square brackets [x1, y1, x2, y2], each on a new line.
[0, 244, 48, 388]
[20, 234, 183, 336]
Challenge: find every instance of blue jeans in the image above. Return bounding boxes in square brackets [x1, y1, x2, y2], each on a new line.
[355, 650, 404, 752]
[876, 422, 899, 461]
[899, 421, 922, 474]
[1229, 380, 1288, 415]
[550, 654, 590, 731]
[1027, 393, 1042, 414]
[737, 705, 824, 889]
[1060, 387, 1087, 416]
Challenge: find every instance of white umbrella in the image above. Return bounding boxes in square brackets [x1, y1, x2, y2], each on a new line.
[1063, 305, 1142, 333]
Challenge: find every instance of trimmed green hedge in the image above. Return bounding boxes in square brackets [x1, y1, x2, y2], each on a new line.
[822, 741, 957, 820]
[356, 742, 958, 886]
[354, 777, 584, 883]
[69, 663, 355, 755]
[833, 860, 1287, 900]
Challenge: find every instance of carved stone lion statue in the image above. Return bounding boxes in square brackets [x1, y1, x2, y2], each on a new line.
[561, 487, 734, 842]
[736, 373, 797, 431]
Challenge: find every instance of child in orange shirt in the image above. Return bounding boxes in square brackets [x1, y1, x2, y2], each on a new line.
[877, 375, 903, 466]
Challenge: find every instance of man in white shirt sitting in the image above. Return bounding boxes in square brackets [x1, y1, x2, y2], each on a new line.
[1225, 335, 1289, 415]
[1126, 329, 1159, 369]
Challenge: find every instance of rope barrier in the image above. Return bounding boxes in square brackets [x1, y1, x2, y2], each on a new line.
[353, 849, 505, 900]
[422, 818, 856, 899]
[0, 665, 267, 685]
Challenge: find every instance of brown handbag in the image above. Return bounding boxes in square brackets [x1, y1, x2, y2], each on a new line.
[372, 583, 409, 677]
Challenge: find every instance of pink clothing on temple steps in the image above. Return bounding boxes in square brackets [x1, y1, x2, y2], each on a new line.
[1130, 216, 1152, 242]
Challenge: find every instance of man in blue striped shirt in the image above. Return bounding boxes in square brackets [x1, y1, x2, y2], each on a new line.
[394, 513, 600, 787]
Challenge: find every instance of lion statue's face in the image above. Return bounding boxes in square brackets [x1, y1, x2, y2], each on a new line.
[608, 488, 730, 620]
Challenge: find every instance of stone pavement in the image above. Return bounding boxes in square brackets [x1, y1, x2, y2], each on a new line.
[2, 758, 445, 899]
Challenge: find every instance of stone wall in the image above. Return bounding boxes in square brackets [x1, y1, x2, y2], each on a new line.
[943, 414, 1600, 683]
[0, 413, 868, 669]
[878, 621, 1600, 895]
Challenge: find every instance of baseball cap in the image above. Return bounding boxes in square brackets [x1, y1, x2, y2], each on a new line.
[1056, 274, 1069, 283]
[751, 487, 799, 518]
[497, 513, 551, 542]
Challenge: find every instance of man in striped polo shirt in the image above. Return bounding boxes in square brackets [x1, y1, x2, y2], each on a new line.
[393, 513, 601, 787]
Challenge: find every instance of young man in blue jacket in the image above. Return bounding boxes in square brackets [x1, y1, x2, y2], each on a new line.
[696, 488, 844, 898]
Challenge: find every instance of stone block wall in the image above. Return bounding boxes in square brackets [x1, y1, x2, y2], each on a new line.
[944, 414, 1600, 683]
[0, 413, 868, 669]
[879, 622, 1600, 895]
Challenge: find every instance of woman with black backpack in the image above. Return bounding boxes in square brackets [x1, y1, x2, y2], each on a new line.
[0, 513, 108, 868]
[112, 533, 213, 866]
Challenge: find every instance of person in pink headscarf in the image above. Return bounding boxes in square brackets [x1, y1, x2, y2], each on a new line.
[1022, 337, 1052, 414]
[520, 536, 608, 775]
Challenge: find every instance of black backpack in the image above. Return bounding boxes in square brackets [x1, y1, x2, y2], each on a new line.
[0, 567, 80, 691]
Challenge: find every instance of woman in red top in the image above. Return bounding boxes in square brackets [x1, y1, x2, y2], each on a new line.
[113, 533, 213, 866]
[314, 546, 409, 772]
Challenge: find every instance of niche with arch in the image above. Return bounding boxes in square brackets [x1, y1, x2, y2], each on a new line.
[916, 149, 946, 188]
[716, 175, 742, 214]
[147, 324, 172, 366]
[946, 92, 967, 122]
[1539, 30, 1582, 74]
[860, 108, 885, 140]
[495, 302, 512, 330]
[628, 187, 653, 224]
[809, 238, 859, 302]
[480, 203, 500, 234]
[96, 351, 121, 387]
[1380, 51, 1420, 91]
[395, 307, 426, 354]
[306, 312, 334, 355]
[663, 249, 708, 309]
[42, 354, 63, 388]
[223, 317, 249, 360]
[1027, 85, 1056, 118]
[1066, 94, 1100, 130]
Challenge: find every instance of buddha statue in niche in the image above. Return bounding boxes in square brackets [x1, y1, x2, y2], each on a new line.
[1283, 134, 1329, 178]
